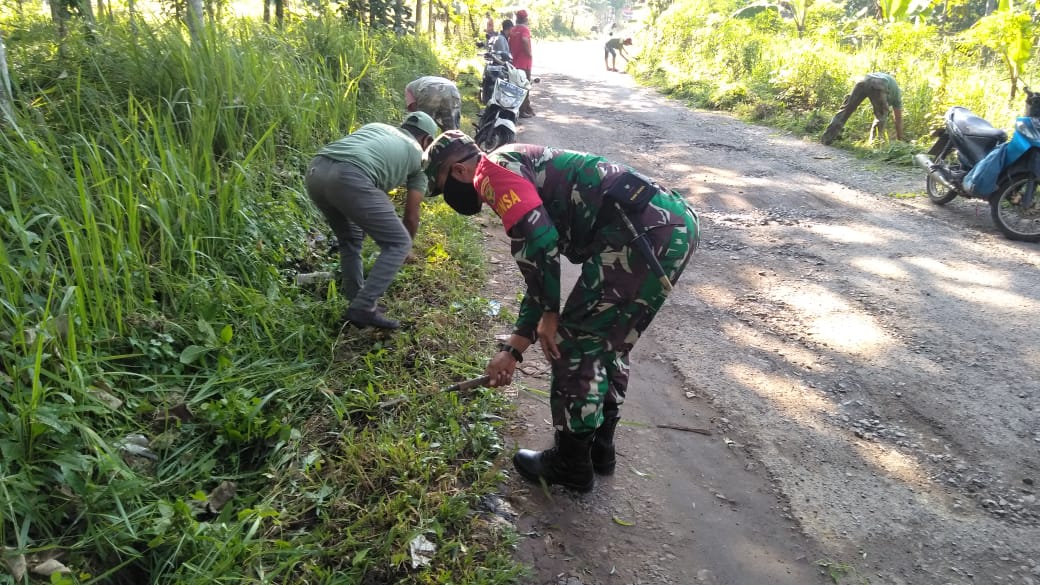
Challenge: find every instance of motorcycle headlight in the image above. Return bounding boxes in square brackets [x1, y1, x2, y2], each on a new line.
[494, 81, 527, 109]
[1014, 117, 1040, 143]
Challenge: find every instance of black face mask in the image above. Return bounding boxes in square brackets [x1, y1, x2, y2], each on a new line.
[443, 175, 482, 216]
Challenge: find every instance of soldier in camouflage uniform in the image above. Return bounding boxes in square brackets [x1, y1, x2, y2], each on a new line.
[426, 131, 699, 492]
[405, 76, 462, 132]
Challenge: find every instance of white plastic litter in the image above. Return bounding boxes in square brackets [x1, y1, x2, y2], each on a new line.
[409, 534, 436, 569]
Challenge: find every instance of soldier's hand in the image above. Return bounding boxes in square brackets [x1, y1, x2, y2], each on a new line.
[537, 312, 561, 361]
[485, 352, 517, 387]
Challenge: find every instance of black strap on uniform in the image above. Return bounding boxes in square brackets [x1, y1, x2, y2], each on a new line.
[611, 201, 673, 293]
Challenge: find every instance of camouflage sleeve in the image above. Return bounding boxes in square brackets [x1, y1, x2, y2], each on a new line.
[509, 206, 561, 341]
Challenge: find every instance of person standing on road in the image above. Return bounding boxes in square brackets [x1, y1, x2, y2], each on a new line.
[508, 9, 535, 118]
[405, 76, 462, 132]
[604, 37, 632, 72]
[821, 72, 905, 145]
[491, 19, 513, 57]
[425, 131, 700, 492]
[304, 111, 439, 330]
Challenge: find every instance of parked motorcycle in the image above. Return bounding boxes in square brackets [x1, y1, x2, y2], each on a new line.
[913, 86, 1040, 242]
[474, 46, 536, 152]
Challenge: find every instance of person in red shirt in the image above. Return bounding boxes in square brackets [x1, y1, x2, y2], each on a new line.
[508, 9, 535, 118]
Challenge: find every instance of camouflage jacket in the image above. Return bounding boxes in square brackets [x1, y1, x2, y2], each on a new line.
[479, 144, 687, 339]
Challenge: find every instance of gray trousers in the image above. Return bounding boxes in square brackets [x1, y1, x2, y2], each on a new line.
[305, 155, 412, 311]
[822, 76, 890, 143]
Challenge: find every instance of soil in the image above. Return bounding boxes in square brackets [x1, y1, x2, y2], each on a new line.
[475, 39, 1040, 585]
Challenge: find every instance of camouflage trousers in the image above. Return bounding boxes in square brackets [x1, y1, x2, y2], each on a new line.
[551, 191, 699, 434]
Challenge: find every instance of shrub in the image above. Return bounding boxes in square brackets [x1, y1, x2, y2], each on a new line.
[767, 38, 848, 111]
[1, 15, 520, 583]
[637, 0, 1032, 149]
[709, 81, 753, 109]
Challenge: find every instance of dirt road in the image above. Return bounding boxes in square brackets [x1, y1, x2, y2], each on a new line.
[481, 40, 1040, 585]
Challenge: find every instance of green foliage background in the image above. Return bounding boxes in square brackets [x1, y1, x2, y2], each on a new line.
[1, 12, 522, 585]
[7, 0, 1040, 581]
[633, 0, 1039, 156]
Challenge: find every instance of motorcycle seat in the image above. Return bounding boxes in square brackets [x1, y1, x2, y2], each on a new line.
[949, 107, 1008, 141]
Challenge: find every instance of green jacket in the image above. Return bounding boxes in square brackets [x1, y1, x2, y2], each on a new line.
[317, 123, 428, 194]
[865, 73, 902, 109]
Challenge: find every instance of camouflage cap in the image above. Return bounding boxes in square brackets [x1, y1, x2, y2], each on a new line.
[402, 111, 440, 140]
[424, 130, 480, 196]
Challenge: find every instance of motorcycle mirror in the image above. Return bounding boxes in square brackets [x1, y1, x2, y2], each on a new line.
[1025, 86, 1040, 118]
[532, 77, 541, 84]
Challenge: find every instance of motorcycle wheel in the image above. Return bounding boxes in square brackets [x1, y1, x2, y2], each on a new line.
[474, 108, 497, 149]
[990, 173, 1040, 242]
[926, 150, 960, 206]
[482, 126, 515, 152]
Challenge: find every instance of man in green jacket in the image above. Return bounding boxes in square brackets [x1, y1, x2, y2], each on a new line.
[304, 111, 439, 329]
[821, 72, 905, 145]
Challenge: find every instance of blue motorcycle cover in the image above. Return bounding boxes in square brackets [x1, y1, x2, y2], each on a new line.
[963, 143, 1008, 197]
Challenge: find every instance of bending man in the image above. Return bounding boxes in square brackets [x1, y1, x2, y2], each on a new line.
[405, 76, 462, 131]
[604, 37, 632, 72]
[425, 131, 700, 492]
[821, 72, 905, 145]
[305, 111, 439, 329]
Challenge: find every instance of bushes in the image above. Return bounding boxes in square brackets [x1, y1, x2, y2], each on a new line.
[767, 38, 848, 110]
[1, 14, 520, 584]
[636, 0, 1040, 148]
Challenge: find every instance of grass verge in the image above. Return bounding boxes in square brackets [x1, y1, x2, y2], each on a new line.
[1, 13, 525, 584]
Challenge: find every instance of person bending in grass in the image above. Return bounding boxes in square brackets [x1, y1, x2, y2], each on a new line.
[304, 111, 439, 330]
[425, 131, 700, 493]
[405, 76, 462, 131]
[821, 72, 905, 145]
[604, 37, 632, 72]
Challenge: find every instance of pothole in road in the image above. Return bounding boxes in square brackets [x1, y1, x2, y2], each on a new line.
[699, 207, 839, 227]
[688, 140, 747, 153]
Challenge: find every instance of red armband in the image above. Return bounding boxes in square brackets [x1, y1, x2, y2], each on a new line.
[474, 157, 543, 231]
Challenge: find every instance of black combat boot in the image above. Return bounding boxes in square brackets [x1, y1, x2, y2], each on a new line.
[512, 431, 595, 492]
[590, 410, 621, 475]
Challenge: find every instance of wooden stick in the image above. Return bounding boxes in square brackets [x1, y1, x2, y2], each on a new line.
[656, 423, 712, 436]
[443, 375, 492, 393]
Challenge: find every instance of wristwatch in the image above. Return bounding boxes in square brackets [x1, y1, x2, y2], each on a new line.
[497, 343, 523, 363]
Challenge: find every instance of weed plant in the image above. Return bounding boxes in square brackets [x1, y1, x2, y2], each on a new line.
[635, 0, 1038, 161]
[1, 12, 522, 585]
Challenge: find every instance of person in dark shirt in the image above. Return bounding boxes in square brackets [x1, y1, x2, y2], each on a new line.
[604, 37, 632, 72]
[491, 19, 513, 57]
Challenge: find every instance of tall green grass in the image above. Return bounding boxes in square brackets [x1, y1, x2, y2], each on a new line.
[1, 13, 521, 584]
[636, 0, 1038, 154]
